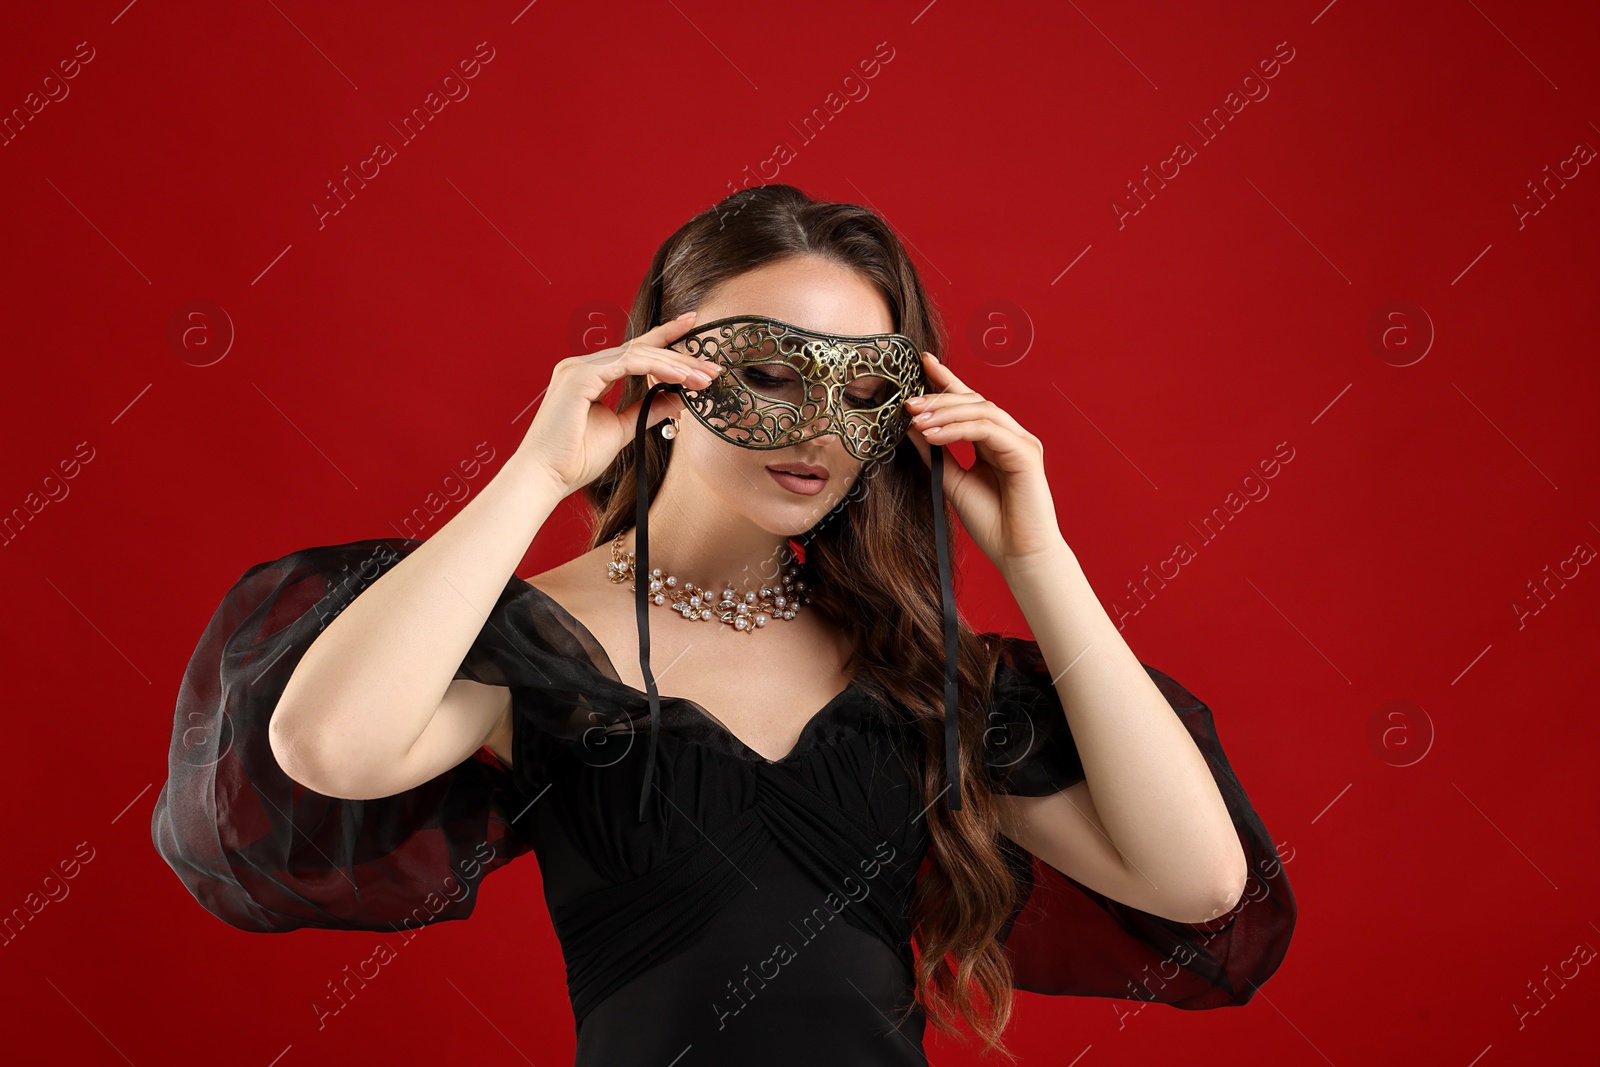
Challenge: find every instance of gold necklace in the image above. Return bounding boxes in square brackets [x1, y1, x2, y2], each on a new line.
[606, 529, 806, 634]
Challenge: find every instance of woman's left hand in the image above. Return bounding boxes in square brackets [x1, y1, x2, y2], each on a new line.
[902, 352, 1066, 571]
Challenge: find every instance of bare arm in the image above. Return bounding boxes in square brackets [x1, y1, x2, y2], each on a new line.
[994, 540, 1248, 925]
[267, 450, 564, 800]
[894, 355, 1247, 926]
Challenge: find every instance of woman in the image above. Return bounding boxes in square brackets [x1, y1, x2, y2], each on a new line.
[153, 184, 1295, 1064]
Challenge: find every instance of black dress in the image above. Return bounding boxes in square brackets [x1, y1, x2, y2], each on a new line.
[152, 539, 1296, 1064]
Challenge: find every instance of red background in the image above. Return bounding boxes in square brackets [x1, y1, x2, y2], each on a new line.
[3, 1, 1597, 1063]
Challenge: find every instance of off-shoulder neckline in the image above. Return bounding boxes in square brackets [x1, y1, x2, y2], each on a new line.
[517, 577, 863, 765]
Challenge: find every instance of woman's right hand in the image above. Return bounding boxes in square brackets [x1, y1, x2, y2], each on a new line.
[515, 311, 723, 497]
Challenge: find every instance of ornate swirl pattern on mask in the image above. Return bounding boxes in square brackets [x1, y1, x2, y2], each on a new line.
[669, 315, 925, 462]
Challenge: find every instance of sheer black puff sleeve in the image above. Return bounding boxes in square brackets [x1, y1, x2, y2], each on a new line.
[151, 539, 537, 934]
[979, 634, 1297, 1009]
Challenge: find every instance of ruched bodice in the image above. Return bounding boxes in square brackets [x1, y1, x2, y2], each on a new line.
[487, 580, 937, 1057]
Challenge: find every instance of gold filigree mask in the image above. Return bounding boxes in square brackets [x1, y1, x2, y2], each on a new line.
[665, 314, 925, 462]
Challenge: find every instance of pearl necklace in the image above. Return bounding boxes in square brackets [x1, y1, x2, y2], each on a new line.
[606, 529, 806, 633]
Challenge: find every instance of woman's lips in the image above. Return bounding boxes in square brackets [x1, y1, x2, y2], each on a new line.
[767, 468, 827, 496]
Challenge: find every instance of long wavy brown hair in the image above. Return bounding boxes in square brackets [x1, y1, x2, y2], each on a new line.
[580, 183, 1025, 1058]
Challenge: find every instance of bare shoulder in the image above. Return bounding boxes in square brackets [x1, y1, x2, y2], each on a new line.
[522, 543, 608, 600]
[479, 550, 606, 772]
[521, 545, 623, 633]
